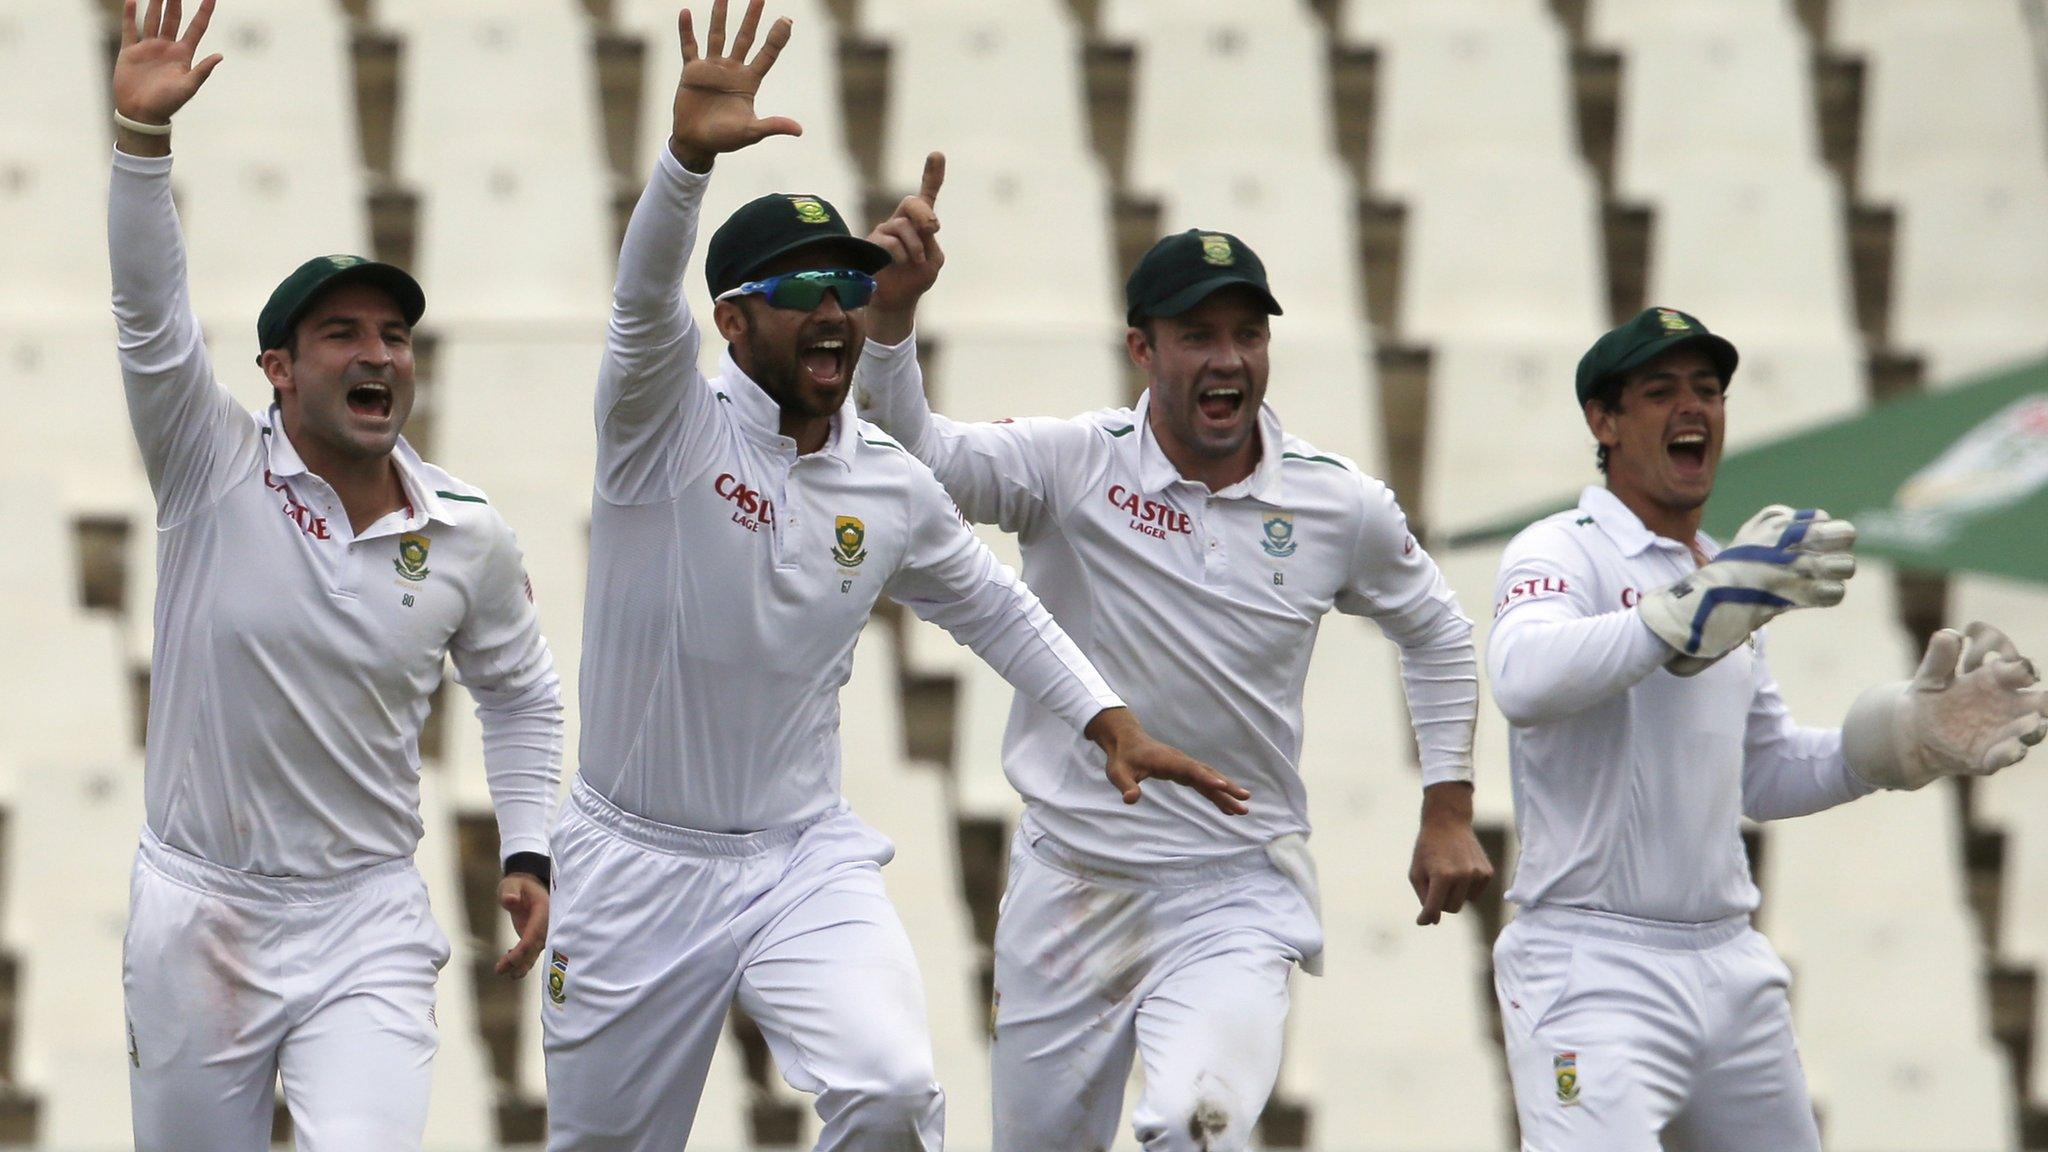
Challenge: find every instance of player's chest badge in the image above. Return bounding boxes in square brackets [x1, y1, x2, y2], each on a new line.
[394, 532, 432, 582]
[1260, 512, 1296, 558]
[833, 515, 868, 568]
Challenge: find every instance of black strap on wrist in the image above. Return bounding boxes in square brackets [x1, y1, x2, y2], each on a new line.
[504, 852, 552, 888]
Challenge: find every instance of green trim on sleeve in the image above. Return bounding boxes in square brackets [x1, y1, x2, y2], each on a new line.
[436, 490, 489, 504]
[1107, 425, 1135, 438]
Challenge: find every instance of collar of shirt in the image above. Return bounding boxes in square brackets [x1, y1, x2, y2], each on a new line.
[716, 348, 858, 469]
[1129, 391, 1286, 503]
[1576, 485, 1718, 558]
[261, 405, 452, 529]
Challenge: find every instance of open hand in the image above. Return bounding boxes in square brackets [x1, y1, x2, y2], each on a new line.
[115, 0, 224, 126]
[494, 874, 550, 979]
[669, 0, 801, 171]
[1085, 708, 1250, 815]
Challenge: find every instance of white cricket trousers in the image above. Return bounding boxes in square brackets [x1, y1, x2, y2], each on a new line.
[542, 777, 944, 1151]
[990, 818, 1321, 1152]
[1494, 905, 1821, 1152]
[124, 826, 449, 1152]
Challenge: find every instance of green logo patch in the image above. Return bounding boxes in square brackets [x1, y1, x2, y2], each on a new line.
[790, 197, 832, 225]
[1199, 233, 1234, 266]
[394, 533, 432, 582]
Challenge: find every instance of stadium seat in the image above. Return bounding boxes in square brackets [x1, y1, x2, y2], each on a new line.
[1396, 160, 1607, 347]
[1851, 13, 2048, 201]
[167, 1, 359, 173]
[0, 2, 108, 156]
[1340, 0, 1554, 44]
[429, 337, 604, 494]
[1612, 30, 1820, 196]
[1124, 14, 1335, 198]
[951, 658, 1025, 823]
[399, 2, 612, 333]
[1586, 0, 1802, 45]
[0, 155, 110, 328]
[1266, 331, 1384, 475]
[1421, 340, 1596, 532]
[1296, 624, 1511, 1150]
[1103, 0, 1322, 40]
[1889, 178, 2048, 385]
[900, 160, 1120, 340]
[1157, 156, 1371, 337]
[1369, 16, 1581, 198]
[1640, 171, 1859, 354]
[13, 752, 143, 1149]
[0, 330, 148, 517]
[867, 0, 1095, 189]
[1716, 339, 1866, 449]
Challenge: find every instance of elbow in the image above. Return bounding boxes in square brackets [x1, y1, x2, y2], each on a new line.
[1490, 679, 1550, 728]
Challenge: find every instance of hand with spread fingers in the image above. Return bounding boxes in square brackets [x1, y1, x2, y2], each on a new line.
[866, 151, 946, 343]
[494, 875, 550, 979]
[668, 0, 802, 172]
[113, 0, 225, 151]
[1084, 708, 1251, 816]
[1844, 622, 2048, 791]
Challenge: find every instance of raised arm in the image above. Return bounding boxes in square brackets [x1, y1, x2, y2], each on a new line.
[1486, 527, 1670, 727]
[596, 0, 801, 504]
[854, 153, 1103, 529]
[110, 0, 255, 526]
[886, 465, 1250, 815]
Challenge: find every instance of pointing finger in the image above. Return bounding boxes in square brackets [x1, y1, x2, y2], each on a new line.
[919, 151, 945, 207]
[1416, 873, 1449, 926]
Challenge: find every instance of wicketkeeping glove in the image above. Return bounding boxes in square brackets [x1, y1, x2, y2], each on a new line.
[1637, 505, 1858, 676]
[1844, 622, 2048, 791]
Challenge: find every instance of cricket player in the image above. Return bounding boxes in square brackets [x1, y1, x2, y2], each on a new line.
[1487, 306, 2048, 1149]
[852, 166, 1494, 1149]
[109, 2, 564, 1148]
[543, 5, 1243, 1149]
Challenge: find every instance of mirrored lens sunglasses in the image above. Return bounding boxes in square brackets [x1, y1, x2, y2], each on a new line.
[715, 269, 876, 311]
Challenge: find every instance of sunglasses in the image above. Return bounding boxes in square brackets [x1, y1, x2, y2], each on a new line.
[715, 269, 876, 311]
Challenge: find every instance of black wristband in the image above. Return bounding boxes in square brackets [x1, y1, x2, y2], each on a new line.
[503, 852, 552, 888]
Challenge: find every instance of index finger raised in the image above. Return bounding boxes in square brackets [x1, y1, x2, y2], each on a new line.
[918, 151, 945, 207]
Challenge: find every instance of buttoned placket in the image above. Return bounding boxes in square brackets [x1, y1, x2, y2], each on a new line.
[765, 438, 801, 572]
[1197, 489, 1230, 585]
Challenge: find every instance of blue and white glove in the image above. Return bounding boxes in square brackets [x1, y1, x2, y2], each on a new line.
[1845, 623, 2048, 791]
[1637, 505, 1858, 676]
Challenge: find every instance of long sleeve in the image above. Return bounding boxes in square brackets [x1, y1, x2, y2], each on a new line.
[109, 148, 259, 528]
[884, 464, 1122, 733]
[1487, 527, 1670, 726]
[595, 146, 719, 506]
[856, 333, 1102, 536]
[1333, 476, 1478, 784]
[449, 514, 565, 861]
[1739, 639, 1874, 821]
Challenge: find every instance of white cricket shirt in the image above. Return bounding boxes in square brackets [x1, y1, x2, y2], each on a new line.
[1490, 486, 1874, 922]
[110, 150, 564, 878]
[577, 150, 1121, 834]
[856, 338, 1477, 863]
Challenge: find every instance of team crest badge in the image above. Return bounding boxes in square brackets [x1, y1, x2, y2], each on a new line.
[833, 515, 868, 568]
[1260, 513, 1296, 558]
[1554, 1052, 1581, 1106]
[1656, 308, 1690, 332]
[394, 533, 431, 581]
[547, 950, 569, 1006]
[325, 254, 363, 270]
[1199, 233, 1235, 266]
[789, 196, 832, 224]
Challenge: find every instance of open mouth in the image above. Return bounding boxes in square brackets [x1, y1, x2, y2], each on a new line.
[800, 338, 847, 388]
[1196, 385, 1245, 424]
[346, 380, 393, 419]
[1667, 430, 1709, 476]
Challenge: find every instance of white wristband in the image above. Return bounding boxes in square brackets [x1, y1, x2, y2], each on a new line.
[114, 110, 172, 136]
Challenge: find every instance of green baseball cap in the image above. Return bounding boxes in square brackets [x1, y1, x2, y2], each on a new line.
[1124, 229, 1283, 327]
[706, 192, 893, 298]
[1574, 306, 1740, 404]
[256, 254, 425, 358]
